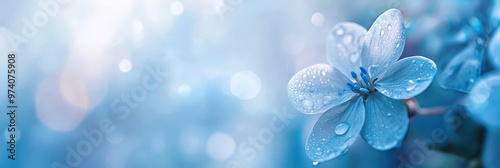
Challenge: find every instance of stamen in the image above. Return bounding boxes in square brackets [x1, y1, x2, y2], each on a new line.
[360, 73, 369, 84]
[359, 67, 368, 75]
[347, 83, 355, 92]
[353, 85, 361, 91]
[346, 67, 378, 97]
[359, 88, 369, 94]
[350, 71, 358, 79]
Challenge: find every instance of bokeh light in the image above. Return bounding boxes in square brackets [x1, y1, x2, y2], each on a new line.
[206, 132, 236, 161]
[230, 71, 262, 100]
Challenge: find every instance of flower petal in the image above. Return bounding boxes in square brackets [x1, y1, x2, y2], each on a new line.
[482, 129, 500, 168]
[439, 44, 484, 93]
[288, 64, 356, 114]
[488, 31, 500, 69]
[466, 72, 500, 129]
[361, 9, 406, 78]
[306, 97, 365, 162]
[361, 92, 408, 150]
[327, 22, 366, 77]
[375, 56, 437, 100]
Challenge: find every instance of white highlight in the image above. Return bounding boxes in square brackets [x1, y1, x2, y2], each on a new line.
[119, 59, 133, 73]
[206, 132, 236, 161]
[230, 71, 262, 100]
[132, 19, 144, 36]
[311, 12, 324, 26]
[171, 1, 184, 16]
[177, 84, 192, 97]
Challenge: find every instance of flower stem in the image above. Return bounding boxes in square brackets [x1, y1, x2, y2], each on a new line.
[404, 98, 448, 120]
[416, 107, 448, 116]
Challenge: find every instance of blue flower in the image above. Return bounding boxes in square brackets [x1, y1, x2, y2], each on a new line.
[465, 72, 500, 168]
[287, 9, 437, 163]
[466, 72, 500, 129]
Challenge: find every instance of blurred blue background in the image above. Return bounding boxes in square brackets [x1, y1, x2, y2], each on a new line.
[0, 0, 494, 167]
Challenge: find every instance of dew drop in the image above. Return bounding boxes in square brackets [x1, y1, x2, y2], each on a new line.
[298, 94, 304, 100]
[396, 43, 400, 48]
[343, 34, 353, 44]
[334, 122, 350, 135]
[323, 96, 333, 104]
[321, 71, 326, 76]
[350, 52, 359, 63]
[387, 113, 392, 117]
[340, 147, 349, 155]
[406, 80, 416, 91]
[315, 150, 323, 156]
[302, 74, 307, 78]
[303, 100, 313, 109]
[388, 24, 392, 30]
[380, 29, 385, 36]
[336, 28, 344, 35]
[312, 161, 319, 166]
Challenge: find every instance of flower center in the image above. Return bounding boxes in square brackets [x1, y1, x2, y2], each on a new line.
[346, 67, 377, 100]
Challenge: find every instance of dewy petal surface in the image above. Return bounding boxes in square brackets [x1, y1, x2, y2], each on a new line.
[327, 22, 366, 77]
[466, 72, 500, 129]
[488, 31, 500, 70]
[361, 9, 406, 78]
[482, 129, 500, 168]
[439, 44, 483, 93]
[306, 98, 365, 162]
[361, 92, 408, 150]
[288, 64, 355, 114]
[375, 56, 437, 100]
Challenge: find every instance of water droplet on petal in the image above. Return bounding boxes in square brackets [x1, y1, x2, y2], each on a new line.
[388, 24, 392, 30]
[323, 96, 333, 104]
[387, 113, 392, 117]
[336, 28, 344, 35]
[406, 80, 416, 91]
[303, 100, 313, 109]
[343, 34, 353, 44]
[340, 147, 349, 155]
[312, 161, 319, 166]
[321, 71, 326, 76]
[334, 122, 350, 135]
[380, 29, 385, 36]
[350, 52, 359, 63]
[298, 94, 304, 100]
